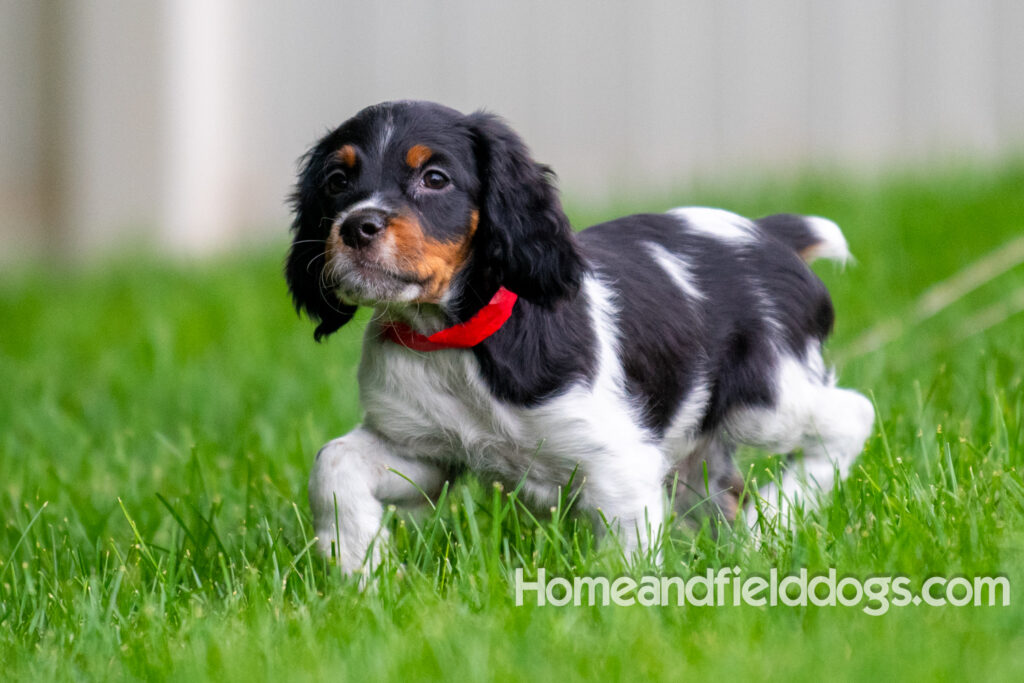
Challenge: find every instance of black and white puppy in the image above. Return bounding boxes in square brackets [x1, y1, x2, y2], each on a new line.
[286, 100, 873, 572]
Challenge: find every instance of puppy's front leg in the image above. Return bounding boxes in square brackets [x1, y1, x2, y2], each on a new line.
[585, 443, 668, 564]
[309, 426, 448, 574]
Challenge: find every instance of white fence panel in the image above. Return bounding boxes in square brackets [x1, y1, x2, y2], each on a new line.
[0, 0, 1021, 257]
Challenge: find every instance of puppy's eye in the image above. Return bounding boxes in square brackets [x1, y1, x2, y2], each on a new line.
[325, 170, 350, 195]
[421, 169, 450, 191]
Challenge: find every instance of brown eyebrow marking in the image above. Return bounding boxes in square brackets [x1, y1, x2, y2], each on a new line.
[405, 144, 433, 169]
[337, 145, 357, 168]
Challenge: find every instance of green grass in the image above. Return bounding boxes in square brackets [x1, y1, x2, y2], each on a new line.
[3, 163, 1024, 681]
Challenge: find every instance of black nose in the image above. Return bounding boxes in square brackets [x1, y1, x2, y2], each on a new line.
[340, 209, 387, 249]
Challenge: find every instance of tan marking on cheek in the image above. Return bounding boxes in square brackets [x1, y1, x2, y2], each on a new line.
[405, 144, 433, 169]
[417, 211, 479, 302]
[337, 145, 357, 168]
[386, 211, 480, 302]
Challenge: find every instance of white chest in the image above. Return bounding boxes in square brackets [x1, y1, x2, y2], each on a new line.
[357, 338, 523, 464]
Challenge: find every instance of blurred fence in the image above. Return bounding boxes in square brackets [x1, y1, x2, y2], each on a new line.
[2, 0, 1022, 257]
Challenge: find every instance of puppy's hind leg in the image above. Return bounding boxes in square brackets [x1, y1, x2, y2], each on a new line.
[735, 355, 874, 534]
[665, 435, 745, 527]
[793, 386, 874, 497]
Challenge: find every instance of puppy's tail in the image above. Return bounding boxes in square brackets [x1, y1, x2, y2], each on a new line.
[756, 214, 851, 265]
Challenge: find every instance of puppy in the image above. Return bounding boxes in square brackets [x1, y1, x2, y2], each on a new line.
[286, 101, 873, 573]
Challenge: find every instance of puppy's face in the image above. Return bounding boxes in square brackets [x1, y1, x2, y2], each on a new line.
[305, 103, 480, 306]
[287, 101, 583, 340]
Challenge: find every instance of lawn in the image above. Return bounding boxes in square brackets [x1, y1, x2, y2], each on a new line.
[2, 163, 1024, 681]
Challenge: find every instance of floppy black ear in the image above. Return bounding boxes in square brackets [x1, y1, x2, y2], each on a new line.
[468, 112, 584, 306]
[284, 147, 357, 341]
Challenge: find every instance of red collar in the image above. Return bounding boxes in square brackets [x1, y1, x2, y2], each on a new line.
[380, 287, 518, 351]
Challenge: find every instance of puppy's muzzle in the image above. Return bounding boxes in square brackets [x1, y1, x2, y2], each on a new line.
[340, 208, 387, 249]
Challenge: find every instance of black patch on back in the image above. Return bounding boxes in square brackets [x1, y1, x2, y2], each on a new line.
[578, 212, 835, 435]
[580, 220, 707, 433]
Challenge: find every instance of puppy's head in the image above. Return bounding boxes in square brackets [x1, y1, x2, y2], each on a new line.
[286, 101, 583, 340]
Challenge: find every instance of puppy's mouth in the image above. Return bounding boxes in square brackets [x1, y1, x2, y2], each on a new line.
[348, 259, 421, 283]
[323, 253, 427, 305]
